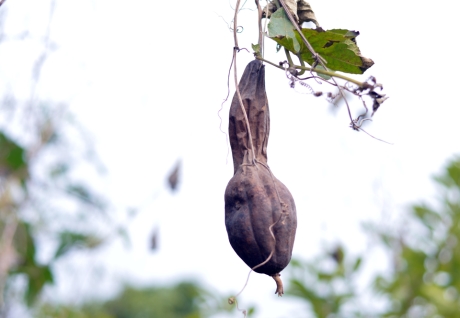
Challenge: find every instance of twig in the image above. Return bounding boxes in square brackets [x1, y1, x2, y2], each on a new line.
[254, 0, 263, 55]
[262, 1, 270, 58]
[357, 127, 393, 145]
[255, 56, 365, 87]
[233, 0, 257, 164]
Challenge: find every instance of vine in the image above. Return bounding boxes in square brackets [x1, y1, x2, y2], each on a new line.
[231, 0, 388, 135]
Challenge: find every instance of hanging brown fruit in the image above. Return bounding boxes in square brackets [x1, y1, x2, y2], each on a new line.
[224, 60, 297, 296]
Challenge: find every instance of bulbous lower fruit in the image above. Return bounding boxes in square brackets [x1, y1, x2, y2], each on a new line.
[225, 159, 297, 276]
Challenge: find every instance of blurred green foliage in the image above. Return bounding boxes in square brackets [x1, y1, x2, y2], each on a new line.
[287, 246, 363, 317]
[0, 4, 111, 314]
[10, 222, 53, 306]
[372, 156, 460, 317]
[0, 102, 109, 313]
[285, 156, 460, 318]
[35, 281, 233, 318]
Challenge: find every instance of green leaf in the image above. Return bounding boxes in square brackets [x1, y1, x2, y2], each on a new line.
[66, 184, 92, 201]
[14, 222, 36, 263]
[267, 8, 300, 53]
[299, 29, 372, 74]
[435, 157, 460, 189]
[49, 163, 69, 178]
[54, 231, 103, 259]
[288, 279, 318, 300]
[317, 272, 334, 281]
[330, 246, 344, 264]
[352, 257, 362, 272]
[24, 265, 53, 306]
[251, 43, 260, 55]
[66, 184, 106, 209]
[412, 205, 441, 231]
[289, 258, 304, 268]
[0, 131, 28, 180]
[117, 227, 131, 249]
[270, 27, 374, 74]
[12, 223, 54, 306]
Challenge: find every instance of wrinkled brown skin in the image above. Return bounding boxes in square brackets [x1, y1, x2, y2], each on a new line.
[225, 60, 297, 295]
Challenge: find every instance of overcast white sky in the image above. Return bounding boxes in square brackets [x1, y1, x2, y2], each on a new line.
[1, 0, 460, 317]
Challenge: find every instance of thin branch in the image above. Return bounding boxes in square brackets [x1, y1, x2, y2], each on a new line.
[357, 127, 393, 145]
[233, 0, 257, 164]
[255, 56, 284, 70]
[255, 0, 263, 55]
[255, 56, 365, 87]
[262, 1, 270, 58]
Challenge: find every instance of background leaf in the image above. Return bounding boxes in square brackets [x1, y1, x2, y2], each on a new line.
[0, 132, 28, 181]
